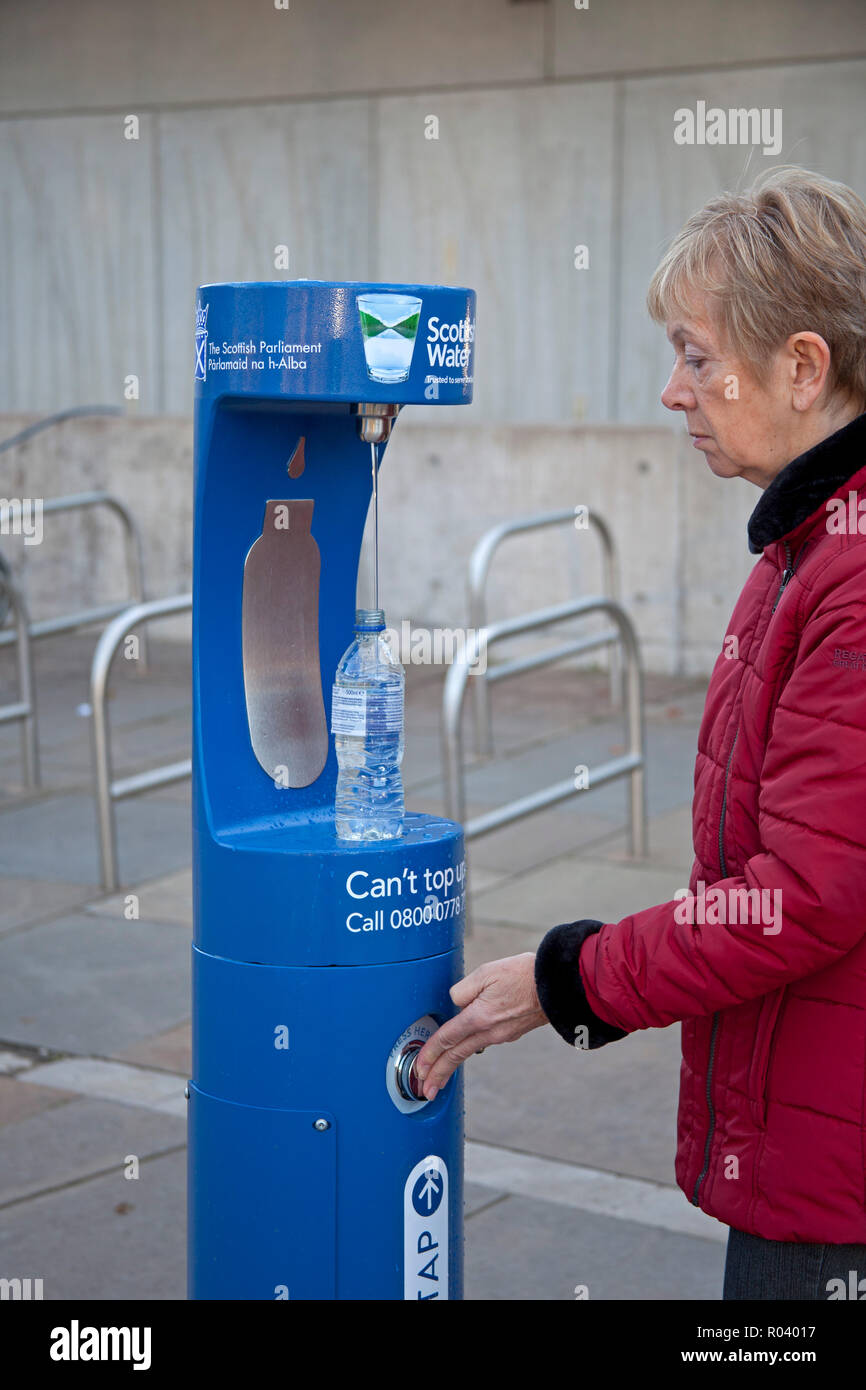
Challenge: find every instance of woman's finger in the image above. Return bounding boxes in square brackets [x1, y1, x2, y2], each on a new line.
[414, 1001, 493, 1076]
[418, 1028, 497, 1097]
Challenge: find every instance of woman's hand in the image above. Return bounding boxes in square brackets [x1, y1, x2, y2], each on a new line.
[413, 952, 549, 1100]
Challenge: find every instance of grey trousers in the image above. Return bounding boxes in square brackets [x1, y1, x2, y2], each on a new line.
[724, 1226, 866, 1300]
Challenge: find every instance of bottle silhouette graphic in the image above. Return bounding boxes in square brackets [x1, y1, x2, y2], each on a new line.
[242, 498, 328, 788]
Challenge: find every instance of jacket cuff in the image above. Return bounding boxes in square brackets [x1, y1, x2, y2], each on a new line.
[534, 919, 629, 1050]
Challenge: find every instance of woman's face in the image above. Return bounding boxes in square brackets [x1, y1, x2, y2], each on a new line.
[660, 301, 801, 489]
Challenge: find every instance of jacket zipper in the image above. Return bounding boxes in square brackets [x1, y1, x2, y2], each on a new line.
[771, 541, 794, 613]
[691, 536, 805, 1206]
[691, 725, 738, 1205]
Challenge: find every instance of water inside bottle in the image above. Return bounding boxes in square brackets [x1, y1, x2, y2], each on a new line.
[332, 608, 405, 840]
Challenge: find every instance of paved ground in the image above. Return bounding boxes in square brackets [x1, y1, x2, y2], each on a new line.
[0, 634, 729, 1300]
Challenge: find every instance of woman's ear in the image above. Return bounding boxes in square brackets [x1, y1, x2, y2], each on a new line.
[786, 331, 832, 412]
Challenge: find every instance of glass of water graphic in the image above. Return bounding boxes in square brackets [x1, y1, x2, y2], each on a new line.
[357, 293, 423, 383]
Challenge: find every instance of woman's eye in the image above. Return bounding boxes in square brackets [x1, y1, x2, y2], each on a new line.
[685, 356, 705, 369]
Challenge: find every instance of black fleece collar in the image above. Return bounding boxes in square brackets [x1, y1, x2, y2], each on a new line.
[747, 410, 866, 554]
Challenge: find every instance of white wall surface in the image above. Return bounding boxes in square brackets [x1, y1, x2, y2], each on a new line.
[1, 2, 863, 422]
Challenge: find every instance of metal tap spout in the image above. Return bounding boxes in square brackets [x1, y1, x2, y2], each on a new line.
[351, 402, 401, 445]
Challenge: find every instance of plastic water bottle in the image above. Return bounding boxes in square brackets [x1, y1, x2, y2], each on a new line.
[332, 608, 405, 840]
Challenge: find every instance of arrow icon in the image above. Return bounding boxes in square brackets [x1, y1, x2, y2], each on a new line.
[417, 1167, 441, 1211]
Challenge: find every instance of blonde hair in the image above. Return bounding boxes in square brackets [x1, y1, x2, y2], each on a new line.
[647, 166, 866, 408]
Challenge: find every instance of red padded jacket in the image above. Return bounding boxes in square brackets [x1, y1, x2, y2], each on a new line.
[535, 410, 866, 1242]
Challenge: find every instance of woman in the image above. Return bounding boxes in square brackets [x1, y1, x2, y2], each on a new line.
[415, 166, 866, 1301]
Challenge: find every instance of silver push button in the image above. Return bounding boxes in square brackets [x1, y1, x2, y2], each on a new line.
[385, 1014, 438, 1112]
[395, 1041, 425, 1102]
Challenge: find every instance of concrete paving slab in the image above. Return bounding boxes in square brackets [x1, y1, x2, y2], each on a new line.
[406, 666, 666, 739]
[405, 790, 449, 818]
[0, 913, 190, 1055]
[460, 722, 636, 808]
[464, 1180, 507, 1218]
[466, 861, 506, 896]
[0, 795, 99, 885]
[401, 731, 452, 789]
[465, 921, 548, 964]
[0, 754, 87, 794]
[459, 800, 622, 877]
[142, 780, 191, 807]
[462, 991, 682, 1186]
[417, 715, 696, 882]
[472, 853, 683, 929]
[406, 711, 607, 790]
[0, 1076, 75, 1128]
[0, 1096, 185, 1208]
[87, 867, 192, 927]
[116, 1022, 191, 1076]
[465, 1194, 725, 1300]
[24, 1058, 187, 1111]
[629, 721, 700, 819]
[5, 707, 91, 759]
[456, 715, 696, 818]
[0, 1147, 186, 1299]
[644, 688, 708, 723]
[95, 685, 191, 730]
[602, 802, 694, 873]
[108, 716, 191, 772]
[0, 1050, 36, 1075]
[29, 703, 184, 764]
[466, 1140, 724, 1243]
[0, 875, 94, 937]
[26, 749, 101, 789]
[0, 774, 28, 803]
[25, 655, 190, 755]
[0, 792, 190, 885]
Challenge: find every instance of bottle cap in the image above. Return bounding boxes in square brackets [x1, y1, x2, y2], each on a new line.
[355, 607, 386, 632]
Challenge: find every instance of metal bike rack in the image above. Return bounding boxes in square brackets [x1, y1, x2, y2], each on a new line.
[468, 508, 621, 755]
[90, 594, 192, 892]
[0, 564, 39, 789]
[443, 596, 646, 854]
[0, 491, 149, 664]
[0, 406, 123, 457]
[0, 551, 13, 628]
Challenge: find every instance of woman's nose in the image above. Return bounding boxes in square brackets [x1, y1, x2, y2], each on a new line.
[661, 364, 694, 413]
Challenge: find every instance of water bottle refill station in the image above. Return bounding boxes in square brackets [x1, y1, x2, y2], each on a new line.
[189, 281, 476, 1299]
